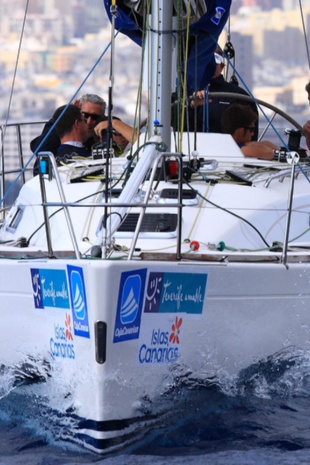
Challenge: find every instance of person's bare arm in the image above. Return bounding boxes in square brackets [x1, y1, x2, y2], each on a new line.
[94, 119, 138, 143]
[112, 119, 139, 143]
[241, 141, 278, 160]
[303, 120, 310, 150]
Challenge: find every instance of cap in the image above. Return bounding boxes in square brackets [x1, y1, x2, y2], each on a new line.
[214, 52, 224, 64]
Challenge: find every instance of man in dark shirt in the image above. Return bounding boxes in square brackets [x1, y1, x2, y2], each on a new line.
[188, 48, 258, 139]
[52, 104, 90, 162]
[30, 94, 106, 156]
[33, 104, 91, 175]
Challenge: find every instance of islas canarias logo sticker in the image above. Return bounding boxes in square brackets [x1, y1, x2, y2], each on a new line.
[50, 312, 75, 360]
[138, 316, 183, 365]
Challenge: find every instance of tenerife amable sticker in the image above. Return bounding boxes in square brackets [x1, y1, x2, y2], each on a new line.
[30, 268, 70, 309]
[144, 272, 207, 314]
[113, 269, 147, 343]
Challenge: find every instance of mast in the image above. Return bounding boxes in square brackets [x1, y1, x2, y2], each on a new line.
[149, 0, 173, 150]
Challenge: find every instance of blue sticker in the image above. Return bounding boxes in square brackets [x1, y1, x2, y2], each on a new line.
[144, 272, 162, 313]
[144, 272, 207, 314]
[114, 269, 147, 343]
[211, 7, 226, 25]
[30, 268, 70, 309]
[67, 265, 90, 339]
[31, 268, 44, 308]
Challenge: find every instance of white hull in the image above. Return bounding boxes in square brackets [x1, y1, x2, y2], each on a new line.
[1, 247, 310, 451]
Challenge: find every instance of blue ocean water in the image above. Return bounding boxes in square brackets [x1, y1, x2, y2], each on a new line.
[1, 348, 310, 465]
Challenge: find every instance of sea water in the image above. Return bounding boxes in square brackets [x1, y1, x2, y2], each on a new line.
[1, 348, 310, 465]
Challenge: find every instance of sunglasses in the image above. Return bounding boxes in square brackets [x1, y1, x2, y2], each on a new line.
[244, 126, 255, 133]
[76, 117, 88, 124]
[82, 111, 101, 121]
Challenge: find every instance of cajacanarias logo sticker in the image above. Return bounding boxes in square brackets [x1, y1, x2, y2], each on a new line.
[67, 265, 90, 339]
[114, 269, 147, 343]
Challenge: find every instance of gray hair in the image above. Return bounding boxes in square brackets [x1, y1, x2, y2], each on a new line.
[80, 94, 106, 115]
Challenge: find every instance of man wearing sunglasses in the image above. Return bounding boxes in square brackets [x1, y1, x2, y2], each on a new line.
[30, 94, 106, 160]
[221, 103, 278, 160]
[77, 94, 106, 143]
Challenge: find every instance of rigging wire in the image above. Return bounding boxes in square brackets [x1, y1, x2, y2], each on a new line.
[1, 0, 29, 143]
[101, 0, 118, 257]
[223, 12, 238, 86]
[299, 0, 310, 71]
[173, 0, 191, 155]
[133, 0, 152, 155]
[129, 0, 149, 155]
[180, 2, 192, 155]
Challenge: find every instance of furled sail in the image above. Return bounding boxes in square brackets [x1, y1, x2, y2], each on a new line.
[123, 0, 207, 19]
[104, 0, 232, 93]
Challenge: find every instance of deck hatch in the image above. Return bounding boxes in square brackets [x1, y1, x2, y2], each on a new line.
[115, 213, 178, 238]
[157, 188, 198, 205]
[6, 204, 25, 233]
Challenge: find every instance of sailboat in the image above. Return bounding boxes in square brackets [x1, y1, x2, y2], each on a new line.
[0, 0, 310, 454]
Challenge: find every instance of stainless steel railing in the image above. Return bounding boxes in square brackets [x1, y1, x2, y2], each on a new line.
[0, 121, 47, 219]
[36, 150, 184, 261]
